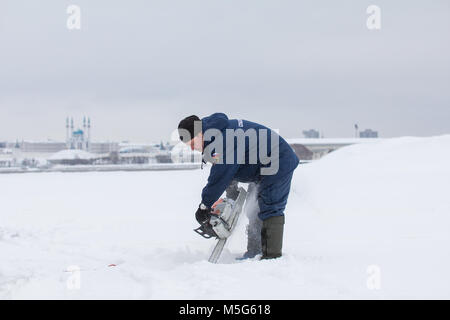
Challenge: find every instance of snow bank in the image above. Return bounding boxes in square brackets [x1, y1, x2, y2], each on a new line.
[48, 149, 96, 161]
[0, 135, 449, 299]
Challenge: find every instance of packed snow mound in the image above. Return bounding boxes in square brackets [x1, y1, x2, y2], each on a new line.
[292, 134, 450, 219]
[49, 149, 96, 160]
[0, 135, 449, 299]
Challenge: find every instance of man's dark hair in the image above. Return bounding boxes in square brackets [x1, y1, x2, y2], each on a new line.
[178, 115, 202, 142]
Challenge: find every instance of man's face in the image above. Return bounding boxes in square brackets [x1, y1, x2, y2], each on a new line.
[185, 133, 203, 152]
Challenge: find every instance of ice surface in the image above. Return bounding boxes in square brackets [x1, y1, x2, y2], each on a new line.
[1, 135, 449, 299]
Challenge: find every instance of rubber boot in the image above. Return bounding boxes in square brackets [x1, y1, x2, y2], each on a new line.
[261, 215, 285, 260]
[244, 220, 263, 258]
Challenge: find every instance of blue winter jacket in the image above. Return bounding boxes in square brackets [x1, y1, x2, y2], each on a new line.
[201, 113, 299, 207]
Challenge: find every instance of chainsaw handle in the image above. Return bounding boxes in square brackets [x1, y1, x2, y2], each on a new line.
[193, 226, 215, 239]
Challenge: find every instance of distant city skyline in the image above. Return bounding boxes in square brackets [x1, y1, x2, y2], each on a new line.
[1, 1, 449, 143]
[0, 116, 383, 144]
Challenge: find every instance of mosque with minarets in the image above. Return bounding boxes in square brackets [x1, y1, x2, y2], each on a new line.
[0, 117, 176, 167]
[14, 117, 118, 154]
[66, 116, 92, 151]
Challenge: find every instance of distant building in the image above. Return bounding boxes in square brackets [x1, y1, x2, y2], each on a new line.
[66, 117, 91, 150]
[0, 142, 6, 148]
[155, 153, 173, 163]
[0, 148, 12, 155]
[0, 158, 15, 167]
[287, 137, 382, 160]
[302, 129, 320, 139]
[90, 142, 119, 154]
[118, 144, 153, 164]
[359, 129, 378, 138]
[289, 144, 314, 161]
[66, 117, 119, 153]
[21, 141, 67, 153]
[15, 118, 119, 154]
[48, 149, 96, 165]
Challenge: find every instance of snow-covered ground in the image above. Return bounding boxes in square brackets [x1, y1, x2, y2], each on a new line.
[1, 135, 449, 299]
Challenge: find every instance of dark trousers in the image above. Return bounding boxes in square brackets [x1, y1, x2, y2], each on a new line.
[228, 171, 294, 256]
[256, 171, 294, 220]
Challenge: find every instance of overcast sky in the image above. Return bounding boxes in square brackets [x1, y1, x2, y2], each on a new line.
[0, 0, 449, 143]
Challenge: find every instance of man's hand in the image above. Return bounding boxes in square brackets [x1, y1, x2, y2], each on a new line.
[195, 204, 212, 224]
[195, 204, 217, 238]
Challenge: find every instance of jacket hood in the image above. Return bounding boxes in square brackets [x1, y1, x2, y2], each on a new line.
[202, 113, 229, 133]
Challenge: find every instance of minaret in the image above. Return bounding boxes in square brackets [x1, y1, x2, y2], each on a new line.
[66, 117, 70, 149]
[70, 117, 74, 149]
[87, 117, 91, 151]
[83, 116, 87, 150]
